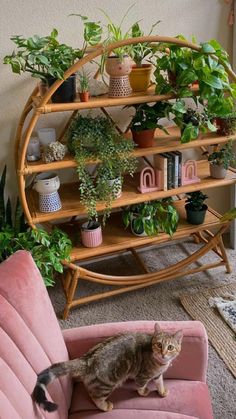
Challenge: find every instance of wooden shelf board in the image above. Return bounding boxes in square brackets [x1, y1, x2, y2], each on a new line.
[58, 201, 225, 262]
[23, 127, 236, 174]
[33, 86, 176, 113]
[26, 160, 236, 223]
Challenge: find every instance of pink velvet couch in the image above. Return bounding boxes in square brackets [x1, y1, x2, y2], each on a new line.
[0, 250, 213, 419]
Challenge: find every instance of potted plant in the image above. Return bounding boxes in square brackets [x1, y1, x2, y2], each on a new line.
[129, 101, 170, 147]
[78, 69, 90, 102]
[129, 20, 160, 92]
[66, 114, 137, 223]
[185, 190, 208, 225]
[122, 198, 179, 237]
[0, 166, 71, 286]
[171, 99, 216, 143]
[80, 219, 103, 248]
[208, 141, 236, 179]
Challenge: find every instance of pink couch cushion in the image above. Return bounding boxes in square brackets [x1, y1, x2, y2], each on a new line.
[69, 410, 197, 418]
[70, 380, 212, 419]
[0, 250, 72, 419]
[63, 320, 208, 382]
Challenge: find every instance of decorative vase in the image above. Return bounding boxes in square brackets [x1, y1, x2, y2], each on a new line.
[129, 64, 152, 92]
[131, 128, 156, 148]
[185, 204, 208, 225]
[210, 163, 227, 179]
[105, 55, 132, 97]
[47, 74, 76, 103]
[81, 221, 103, 247]
[39, 191, 62, 213]
[34, 172, 60, 195]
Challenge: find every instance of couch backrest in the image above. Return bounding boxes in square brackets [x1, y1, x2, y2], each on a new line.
[0, 250, 72, 419]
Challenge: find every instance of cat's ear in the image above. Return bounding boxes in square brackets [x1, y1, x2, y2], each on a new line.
[154, 322, 162, 334]
[173, 330, 183, 344]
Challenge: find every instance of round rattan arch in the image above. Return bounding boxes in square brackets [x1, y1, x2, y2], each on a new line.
[15, 36, 235, 318]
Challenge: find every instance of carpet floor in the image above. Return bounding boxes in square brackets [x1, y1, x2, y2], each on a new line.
[49, 237, 236, 419]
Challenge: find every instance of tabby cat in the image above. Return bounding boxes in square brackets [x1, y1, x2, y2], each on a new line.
[32, 323, 183, 412]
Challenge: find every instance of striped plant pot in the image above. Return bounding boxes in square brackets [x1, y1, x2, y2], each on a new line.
[81, 221, 103, 248]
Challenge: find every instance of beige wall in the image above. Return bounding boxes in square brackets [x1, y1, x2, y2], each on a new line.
[0, 0, 233, 212]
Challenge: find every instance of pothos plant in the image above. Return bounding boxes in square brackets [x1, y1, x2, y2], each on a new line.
[154, 35, 236, 107]
[208, 141, 236, 169]
[0, 166, 72, 287]
[67, 114, 137, 223]
[122, 198, 179, 237]
[171, 99, 216, 143]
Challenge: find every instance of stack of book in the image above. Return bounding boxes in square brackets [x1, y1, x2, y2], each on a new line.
[154, 152, 183, 191]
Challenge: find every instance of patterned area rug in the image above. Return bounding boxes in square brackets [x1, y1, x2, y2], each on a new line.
[180, 283, 236, 378]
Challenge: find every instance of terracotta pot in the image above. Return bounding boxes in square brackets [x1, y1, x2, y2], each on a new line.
[79, 91, 90, 102]
[214, 117, 236, 136]
[129, 64, 152, 92]
[131, 128, 156, 148]
[210, 163, 227, 179]
[81, 221, 102, 248]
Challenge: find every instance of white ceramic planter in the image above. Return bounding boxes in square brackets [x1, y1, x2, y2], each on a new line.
[34, 172, 60, 195]
[108, 177, 122, 198]
[210, 163, 227, 179]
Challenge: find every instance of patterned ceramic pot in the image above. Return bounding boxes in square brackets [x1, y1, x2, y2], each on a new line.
[34, 172, 60, 195]
[105, 55, 133, 77]
[39, 191, 62, 213]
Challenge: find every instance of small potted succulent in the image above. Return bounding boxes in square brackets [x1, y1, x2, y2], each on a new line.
[129, 102, 170, 147]
[185, 191, 208, 225]
[122, 198, 179, 237]
[208, 141, 236, 179]
[171, 100, 216, 143]
[129, 20, 160, 92]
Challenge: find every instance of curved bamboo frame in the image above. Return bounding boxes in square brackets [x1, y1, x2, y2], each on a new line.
[14, 36, 235, 317]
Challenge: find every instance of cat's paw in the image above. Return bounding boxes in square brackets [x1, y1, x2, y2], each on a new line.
[138, 387, 150, 397]
[157, 387, 169, 398]
[104, 401, 113, 412]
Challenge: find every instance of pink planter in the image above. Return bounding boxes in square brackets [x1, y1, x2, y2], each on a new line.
[81, 221, 103, 248]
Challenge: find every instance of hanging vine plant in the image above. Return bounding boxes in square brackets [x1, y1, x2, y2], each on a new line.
[67, 114, 137, 223]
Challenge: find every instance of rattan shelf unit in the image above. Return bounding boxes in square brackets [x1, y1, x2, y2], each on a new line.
[15, 36, 236, 318]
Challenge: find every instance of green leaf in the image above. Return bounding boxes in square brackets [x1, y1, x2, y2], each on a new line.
[202, 74, 223, 89]
[177, 69, 197, 86]
[201, 42, 216, 54]
[221, 208, 236, 222]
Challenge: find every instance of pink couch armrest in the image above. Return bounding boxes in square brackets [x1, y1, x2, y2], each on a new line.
[63, 320, 208, 383]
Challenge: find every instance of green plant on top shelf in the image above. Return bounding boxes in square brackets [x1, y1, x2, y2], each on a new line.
[3, 29, 82, 82]
[171, 99, 216, 143]
[122, 198, 179, 237]
[130, 20, 160, 67]
[67, 114, 137, 223]
[0, 166, 72, 286]
[154, 36, 236, 106]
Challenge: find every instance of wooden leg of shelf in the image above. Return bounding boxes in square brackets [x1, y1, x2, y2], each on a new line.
[62, 268, 80, 320]
[129, 248, 150, 273]
[217, 235, 232, 273]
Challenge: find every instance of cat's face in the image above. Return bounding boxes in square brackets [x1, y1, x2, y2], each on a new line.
[152, 323, 183, 365]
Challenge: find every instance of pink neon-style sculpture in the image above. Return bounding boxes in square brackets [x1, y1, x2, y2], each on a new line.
[138, 167, 162, 193]
[181, 160, 200, 185]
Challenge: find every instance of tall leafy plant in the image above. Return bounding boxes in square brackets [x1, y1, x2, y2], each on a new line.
[0, 166, 72, 286]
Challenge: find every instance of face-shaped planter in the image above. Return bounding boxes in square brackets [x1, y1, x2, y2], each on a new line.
[34, 172, 60, 195]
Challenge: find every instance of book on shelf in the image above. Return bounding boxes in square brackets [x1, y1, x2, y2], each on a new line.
[154, 153, 168, 191]
[172, 151, 182, 187]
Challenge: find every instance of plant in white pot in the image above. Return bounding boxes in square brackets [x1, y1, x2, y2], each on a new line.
[208, 141, 236, 179]
[122, 198, 179, 237]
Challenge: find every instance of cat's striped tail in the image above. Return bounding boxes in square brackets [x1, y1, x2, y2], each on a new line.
[32, 360, 80, 412]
